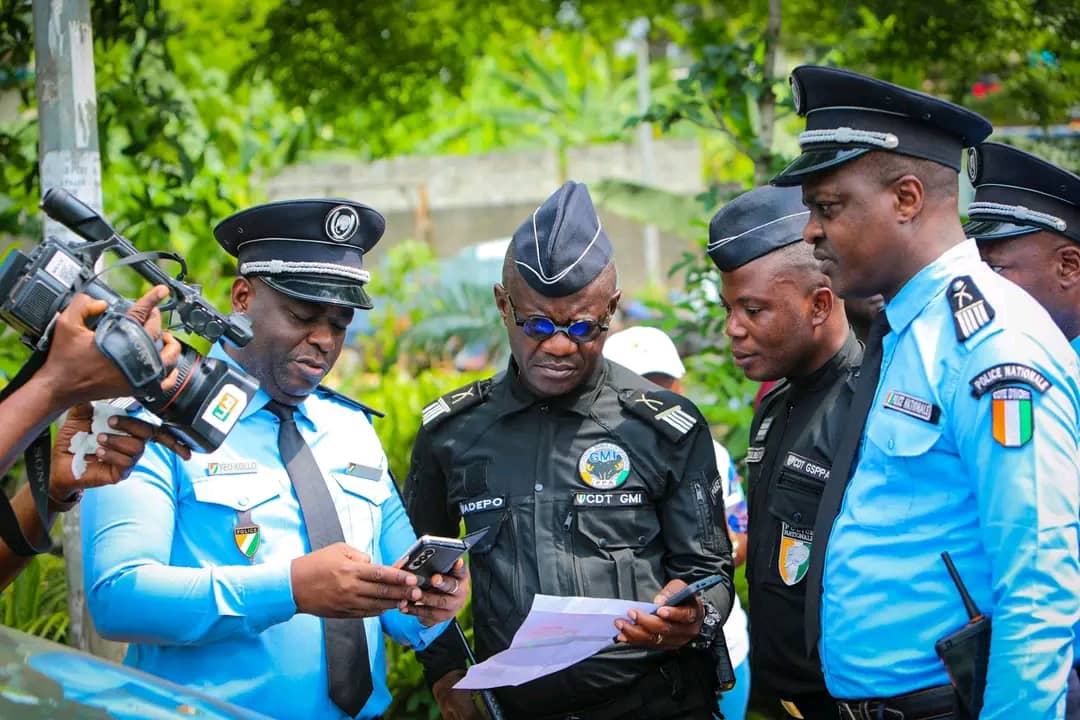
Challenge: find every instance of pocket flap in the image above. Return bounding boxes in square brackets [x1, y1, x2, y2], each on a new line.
[767, 472, 824, 530]
[191, 476, 279, 511]
[330, 474, 392, 505]
[576, 507, 660, 550]
[867, 413, 943, 457]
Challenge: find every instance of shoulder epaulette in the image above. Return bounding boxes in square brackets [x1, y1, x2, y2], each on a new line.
[421, 380, 489, 429]
[947, 275, 995, 342]
[618, 388, 699, 443]
[315, 385, 385, 418]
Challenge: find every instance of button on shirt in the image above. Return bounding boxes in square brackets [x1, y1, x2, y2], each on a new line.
[819, 241, 1080, 718]
[81, 344, 446, 719]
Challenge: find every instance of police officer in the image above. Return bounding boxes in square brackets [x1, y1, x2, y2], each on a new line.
[81, 200, 469, 719]
[772, 65, 1080, 718]
[706, 184, 858, 720]
[965, 142, 1080, 720]
[405, 181, 734, 720]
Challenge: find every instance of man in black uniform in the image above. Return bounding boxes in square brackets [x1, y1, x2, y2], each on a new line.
[706, 185, 860, 720]
[405, 181, 734, 720]
[965, 142, 1080, 720]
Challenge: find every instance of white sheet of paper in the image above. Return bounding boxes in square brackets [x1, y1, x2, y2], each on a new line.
[454, 594, 659, 690]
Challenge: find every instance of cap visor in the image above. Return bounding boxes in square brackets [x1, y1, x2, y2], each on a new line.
[771, 148, 871, 186]
[261, 276, 373, 310]
[964, 219, 1041, 243]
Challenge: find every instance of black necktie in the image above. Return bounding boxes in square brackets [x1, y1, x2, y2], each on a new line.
[266, 400, 372, 717]
[803, 312, 890, 654]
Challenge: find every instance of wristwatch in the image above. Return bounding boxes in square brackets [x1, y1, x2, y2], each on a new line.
[688, 599, 722, 651]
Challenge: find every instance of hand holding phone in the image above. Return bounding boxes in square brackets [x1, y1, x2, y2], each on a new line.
[396, 527, 489, 590]
[663, 573, 727, 607]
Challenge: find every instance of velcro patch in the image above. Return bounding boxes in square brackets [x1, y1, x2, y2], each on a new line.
[343, 462, 382, 481]
[883, 390, 941, 424]
[746, 446, 765, 464]
[206, 461, 257, 476]
[970, 363, 1052, 397]
[458, 496, 505, 515]
[572, 490, 648, 507]
[782, 452, 830, 482]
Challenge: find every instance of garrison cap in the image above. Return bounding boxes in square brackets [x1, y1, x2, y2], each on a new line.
[707, 185, 809, 271]
[965, 142, 1080, 245]
[511, 181, 613, 297]
[214, 199, 385, 310]
[772, 65, 992, 186]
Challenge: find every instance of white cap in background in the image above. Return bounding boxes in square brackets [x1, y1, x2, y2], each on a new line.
[603, 326, 686, 380]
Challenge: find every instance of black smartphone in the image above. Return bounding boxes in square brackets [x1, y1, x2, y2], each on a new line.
[663, 574, 727, 607]
[398, 528, 490, 590]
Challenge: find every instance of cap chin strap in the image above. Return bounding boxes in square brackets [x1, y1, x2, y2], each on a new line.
[966, 202, 1067, 233]
[799, 127, 900, 150]
[239, 260, 371, 283]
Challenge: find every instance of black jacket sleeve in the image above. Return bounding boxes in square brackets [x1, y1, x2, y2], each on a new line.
[403, 425, 469, 685]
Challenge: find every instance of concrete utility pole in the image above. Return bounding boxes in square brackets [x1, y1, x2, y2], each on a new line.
[33, 0, 121, 662]
[632, 17, 662, 289]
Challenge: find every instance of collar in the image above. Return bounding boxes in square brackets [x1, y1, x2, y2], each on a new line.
[498, 356, 608, 416]
[884, 240, 978, 335]
[788, 330, 861, 393]
[210, 343, 319, 431]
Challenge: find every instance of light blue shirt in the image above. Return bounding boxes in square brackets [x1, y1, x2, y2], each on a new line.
[81, 344, 447, 719]
[819, 241, 1080, 717]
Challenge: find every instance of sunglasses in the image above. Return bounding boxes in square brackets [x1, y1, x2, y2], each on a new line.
[506, 296, 609, 344]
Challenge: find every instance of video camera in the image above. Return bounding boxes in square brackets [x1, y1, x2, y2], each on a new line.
[0, 188, 258, 453]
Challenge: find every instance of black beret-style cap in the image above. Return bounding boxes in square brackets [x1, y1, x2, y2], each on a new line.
[214, 199, 385, 310]
[707, 185, 809, 271]
[511, 181, 613, 297]
[965, 142, 1080, 245]
[772, 66, 993, 186]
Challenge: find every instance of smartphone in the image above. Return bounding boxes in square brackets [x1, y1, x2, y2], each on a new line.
[663, 574, 727, 607]
[398, 528, 490, 589]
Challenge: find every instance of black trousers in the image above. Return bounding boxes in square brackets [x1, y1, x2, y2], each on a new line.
[515, 651, 719, 720]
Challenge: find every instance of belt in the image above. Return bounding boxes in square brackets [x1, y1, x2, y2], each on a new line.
[836, 685, 955, 720]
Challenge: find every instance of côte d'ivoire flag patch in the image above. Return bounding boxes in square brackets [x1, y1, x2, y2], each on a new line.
[990, 387, 1033, 447]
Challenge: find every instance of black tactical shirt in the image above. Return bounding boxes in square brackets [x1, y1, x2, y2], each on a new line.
[744, 331, 862, 698]
[404, 358, 733, 715]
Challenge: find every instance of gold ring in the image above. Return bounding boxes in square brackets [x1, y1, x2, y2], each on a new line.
[655, 633, 663, 645]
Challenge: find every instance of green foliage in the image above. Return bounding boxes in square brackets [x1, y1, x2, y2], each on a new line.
[0, 554, 69, 644]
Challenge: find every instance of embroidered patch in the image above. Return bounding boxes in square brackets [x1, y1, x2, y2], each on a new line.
[778, 523, 812, 586]
[754, 417, 774, 442]
[572, 490, 647, 507]
[990, 387, 1033, 447]
[578, 443, 631, 490]
[343, 463, 382, 481]
[746, 446, 765, 463]
[969, 363, 1052, 397]
[883, 390, 941, 424]
[948, 276, 995, 341]
[459, 496, 505, 515]
[782, 452, 830, 482]
[206, 461, 257, 476]
[234, 522, 260, 562]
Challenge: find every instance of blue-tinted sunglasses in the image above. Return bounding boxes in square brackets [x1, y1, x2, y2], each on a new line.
[507, 296, 609, 344]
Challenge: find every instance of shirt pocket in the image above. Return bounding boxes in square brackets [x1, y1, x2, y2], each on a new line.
[571, 503, 661, 600]
[461, 508, 516, 624]
[191, 475, 281, 513]
[329, 474, 392, 556]
[188, 477, 282, 561]
[765, 470, 824, 586]
[863, 413, 956, 526]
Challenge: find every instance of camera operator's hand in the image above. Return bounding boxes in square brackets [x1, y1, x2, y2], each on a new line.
[48, 403, 192, 510]
[37, 286, 179, 410]
[290, 543, 424, 619]
[396, 557, 470, 627]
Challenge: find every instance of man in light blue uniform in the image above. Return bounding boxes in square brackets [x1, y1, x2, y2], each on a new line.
[966, 142, 1080, 719]
[773, 66, 1080, 719]
[81, 199, 470, 719]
